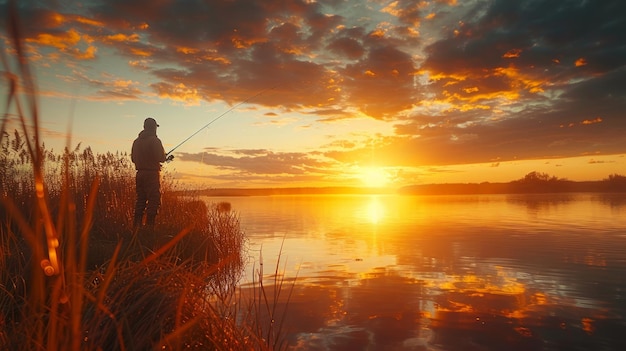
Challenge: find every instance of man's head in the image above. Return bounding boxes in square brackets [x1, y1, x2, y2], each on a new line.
[144, 117, 159, 130]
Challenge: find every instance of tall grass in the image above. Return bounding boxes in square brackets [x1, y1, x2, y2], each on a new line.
[1, 3, 291, 350]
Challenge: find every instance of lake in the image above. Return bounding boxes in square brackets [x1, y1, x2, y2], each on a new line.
[207, 193, 626, 351]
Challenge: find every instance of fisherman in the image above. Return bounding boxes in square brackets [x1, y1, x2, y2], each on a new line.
[131, 117, 171, 228]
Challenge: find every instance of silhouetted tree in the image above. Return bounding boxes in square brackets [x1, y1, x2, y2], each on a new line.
[509, 171, 571, 193]
[602, 174, 626, 192]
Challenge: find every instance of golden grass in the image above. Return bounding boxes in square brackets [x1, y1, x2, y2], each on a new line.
[1, 3, 291, 349]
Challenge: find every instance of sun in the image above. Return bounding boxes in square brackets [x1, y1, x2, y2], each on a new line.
[359, 166, 390, 188]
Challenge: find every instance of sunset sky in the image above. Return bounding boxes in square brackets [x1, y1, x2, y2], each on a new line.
[1, 0, 625, 189]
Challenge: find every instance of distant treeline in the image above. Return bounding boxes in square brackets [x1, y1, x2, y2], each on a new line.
[398, 172, 626, 195]
[197, 186, 394, 197]
[197, 172, 626, 196]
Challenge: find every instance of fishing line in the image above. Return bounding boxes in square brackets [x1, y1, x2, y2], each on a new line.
[166, 86, 277, 156]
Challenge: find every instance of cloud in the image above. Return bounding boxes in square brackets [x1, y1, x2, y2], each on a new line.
[341, 44, 420, 119]
[25, 28, 97, 60]
[403, 0, 626, 164]
[327, 37, 365, 60]
[588, 159, 615, 165]
[177, 149, 335, 176]
[8, 0, 432, 119]
[5, 0, 626, 180]
[381, 0, 424, 27]
[58, 70, 143, 101]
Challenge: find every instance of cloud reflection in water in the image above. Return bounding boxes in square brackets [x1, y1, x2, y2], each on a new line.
[232, 194, 626, 350]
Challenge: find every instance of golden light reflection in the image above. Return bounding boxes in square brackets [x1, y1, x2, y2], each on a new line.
[231, 194, 625, 350]
[365, 196, 385, 224]
[349, 195, 390, 226]
[441, 275, 519, 294]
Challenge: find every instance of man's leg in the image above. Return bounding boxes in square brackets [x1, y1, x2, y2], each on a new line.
[145, 172, 161, 226]
[134, 173, 148, 228]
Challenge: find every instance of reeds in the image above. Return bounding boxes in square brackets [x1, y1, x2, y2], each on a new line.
[1, 3, 292, 350]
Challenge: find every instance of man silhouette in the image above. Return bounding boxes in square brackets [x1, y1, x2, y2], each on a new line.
[131, 117, 167, 227]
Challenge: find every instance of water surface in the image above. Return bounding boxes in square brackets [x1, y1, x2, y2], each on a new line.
[210, 193, 626, 350]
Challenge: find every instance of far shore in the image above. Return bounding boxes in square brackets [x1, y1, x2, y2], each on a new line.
[190, 178, 626, 197]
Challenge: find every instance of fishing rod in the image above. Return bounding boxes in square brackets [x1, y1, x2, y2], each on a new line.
[165, 86, 276, 157]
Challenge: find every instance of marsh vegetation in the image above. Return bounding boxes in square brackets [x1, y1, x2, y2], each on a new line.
[1, 13, 291, 350]
[0, 130, 295, 350]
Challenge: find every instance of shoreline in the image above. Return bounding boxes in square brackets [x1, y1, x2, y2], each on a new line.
[189, 180, 626, 197]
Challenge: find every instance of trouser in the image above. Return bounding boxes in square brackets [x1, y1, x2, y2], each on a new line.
[134, 170, 161, 226]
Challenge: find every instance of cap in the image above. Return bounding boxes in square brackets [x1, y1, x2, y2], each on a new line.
[144, 117, 159, 129]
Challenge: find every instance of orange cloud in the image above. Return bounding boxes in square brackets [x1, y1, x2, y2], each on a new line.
[560, 117, 603, 128]
[112, 79, 136, 88]
[575, 57, 588, 67]
[502, 48, 521, 58]
[48, 12, 65, 27]
[439, 89, 507, 110]
[429, 72, 468, 83]
[129, 60, 149, 69]
[130, 47, 153, 57]
[73, 45, 97, 60]
[176, 46, 199, 54]
[380, 1, 423, 27]
[201, 54, 231, 65]
[153, 82, 202, 105]
[106, 33, 140, 43]
[454, 103, 491, 112]
[174, 46, 231, 64]
[72, 16, 105, 27]
[494, 66, 544, 93]
[582, 117, 602, 125]
[27, 29, 81, 49]
[26, 28, 97, 60]
[370, 29, 386, 39]
[43, 12, 104, 28]
[381, 2, 402, 17]
[230, 33, 267, 49]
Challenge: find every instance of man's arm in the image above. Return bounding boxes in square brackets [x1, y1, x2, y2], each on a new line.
[155, 138, 167, 163]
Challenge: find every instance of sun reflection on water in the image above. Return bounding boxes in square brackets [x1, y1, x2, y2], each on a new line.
[366, 196, 385, 224]
[221, 194, 626, 350]
[354, 195, 387, 224]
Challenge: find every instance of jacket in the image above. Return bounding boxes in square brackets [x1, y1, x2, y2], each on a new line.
[131, 129, 166, 171]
